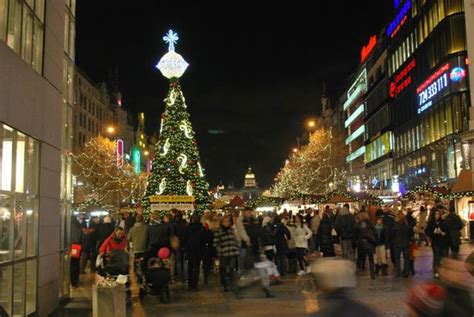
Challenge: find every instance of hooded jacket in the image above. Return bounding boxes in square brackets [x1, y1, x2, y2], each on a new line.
[99, 232, 127, 254]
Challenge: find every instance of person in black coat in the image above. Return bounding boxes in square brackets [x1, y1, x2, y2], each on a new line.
[260, 216, 276, 261]
[184, 214, 206, 291]
[392, 212, 412, 277]
[172, 211, 188, 282]
[426, 209, 449, 278]
[70, 216, 83, 288]
[273, 215, 291, 275]
[318, 212, 335, 257]
[354, 213, 377, 279]
[382, 208, 396, 265]
[202, 223, 215, 285]
[97, 217, 114, 249]
[444, 208, 463, 259]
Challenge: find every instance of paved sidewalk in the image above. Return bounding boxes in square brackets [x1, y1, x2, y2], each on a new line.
[54, 243, 474, 316]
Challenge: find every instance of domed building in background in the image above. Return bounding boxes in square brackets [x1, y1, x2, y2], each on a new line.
[214, 166, 264, 204]
[244, 167, 257, 188]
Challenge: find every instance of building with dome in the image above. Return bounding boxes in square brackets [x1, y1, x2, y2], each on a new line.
[216, 167, 264, 202]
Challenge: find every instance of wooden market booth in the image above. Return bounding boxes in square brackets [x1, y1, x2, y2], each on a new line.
[451, 169, 474, 240]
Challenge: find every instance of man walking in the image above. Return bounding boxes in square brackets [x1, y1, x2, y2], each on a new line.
[335, 204, 355, 261]
[444, 207, 463, 259]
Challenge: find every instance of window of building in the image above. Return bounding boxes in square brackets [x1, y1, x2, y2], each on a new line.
[0, 0, 44, 73]
[0, 123, 39, 316]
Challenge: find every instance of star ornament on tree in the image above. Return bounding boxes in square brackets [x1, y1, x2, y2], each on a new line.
[156, 29, 189, 79]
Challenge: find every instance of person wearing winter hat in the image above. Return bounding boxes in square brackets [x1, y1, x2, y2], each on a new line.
[406, 282, 446, 317]
[259, 216, 276, 261]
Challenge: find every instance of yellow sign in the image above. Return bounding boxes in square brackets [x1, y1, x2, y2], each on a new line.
[148, 195, 195, 203]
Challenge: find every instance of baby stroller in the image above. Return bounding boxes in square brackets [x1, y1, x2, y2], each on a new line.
[97, 249, 132, 306]
[139, 257, 171, 304]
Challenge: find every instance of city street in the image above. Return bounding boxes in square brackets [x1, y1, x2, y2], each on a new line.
[56, 244, 474, 317]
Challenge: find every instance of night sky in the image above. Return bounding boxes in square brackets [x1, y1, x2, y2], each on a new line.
[75, 1, 394, 189]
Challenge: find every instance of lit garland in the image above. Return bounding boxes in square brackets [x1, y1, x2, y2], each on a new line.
[179, 120, 192, 138]
[186, 180, 193, 196]
[402, 184, 474, 200]
[177, 153, 188, 174]
[160, 138, 170, 156]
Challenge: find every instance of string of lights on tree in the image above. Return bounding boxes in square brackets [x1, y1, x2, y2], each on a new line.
[142, 30, 211, 218]
[272, 128, 348, 197]
[71, 136, 147, 209]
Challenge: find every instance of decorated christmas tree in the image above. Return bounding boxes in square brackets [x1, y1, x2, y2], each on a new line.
[143, 30, 211, 217]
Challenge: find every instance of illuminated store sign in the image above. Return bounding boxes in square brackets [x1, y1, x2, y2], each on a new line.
[116, 139, 124, 168]
[132, 146, 141, 175]
[387, 0, 411, 38]
[390, 59, 416, 98]
[360, 35, 377, 63]
[450, 67, 466, 82]
[417, 62, 467, 114]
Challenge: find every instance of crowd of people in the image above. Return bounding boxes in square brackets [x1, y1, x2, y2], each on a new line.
[69, 203, 473, 316]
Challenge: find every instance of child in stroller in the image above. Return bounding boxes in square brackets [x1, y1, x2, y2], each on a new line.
[97, 249, 132, 305]
[139, 257, 171, 304]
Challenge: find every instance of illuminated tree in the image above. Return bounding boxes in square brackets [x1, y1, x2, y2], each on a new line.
[272, 127, 348, 197]
[143, 30, 211, 216]
[71, 136, 147, 209]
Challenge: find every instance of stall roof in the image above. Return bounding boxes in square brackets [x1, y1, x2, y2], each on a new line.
[452, 169, 473, 193]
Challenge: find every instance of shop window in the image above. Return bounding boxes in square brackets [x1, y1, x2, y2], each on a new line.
[0, 123, 39, 314]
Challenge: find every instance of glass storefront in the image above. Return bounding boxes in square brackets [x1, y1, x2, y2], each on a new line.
[0, 123, 39, 316]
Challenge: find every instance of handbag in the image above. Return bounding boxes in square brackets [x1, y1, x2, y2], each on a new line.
[71, 244, 82, 259]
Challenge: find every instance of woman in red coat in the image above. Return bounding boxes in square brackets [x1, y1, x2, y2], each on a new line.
[99, 227, 128, 255]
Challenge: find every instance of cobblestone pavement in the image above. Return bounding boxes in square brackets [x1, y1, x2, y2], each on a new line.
[55, 243, 474, 317]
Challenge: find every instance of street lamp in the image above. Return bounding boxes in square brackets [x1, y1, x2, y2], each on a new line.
[144, 150, 149, 156]
[307, 120, 316, 129]
[292, 147, 298, 153]
[106, 126, 116, 135]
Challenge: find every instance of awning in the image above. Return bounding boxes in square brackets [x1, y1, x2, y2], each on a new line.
[451, 169, 474, 193]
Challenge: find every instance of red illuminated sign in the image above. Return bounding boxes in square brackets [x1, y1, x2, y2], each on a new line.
[361, 35, 377, 63]
[416, 63, 450, 94]
[116, 139, 124, 168]
[389, 59, 416, 98]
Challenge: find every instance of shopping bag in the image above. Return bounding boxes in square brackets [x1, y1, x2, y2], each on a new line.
[96, 253, 103, 268]
[71, 244, 82, 259]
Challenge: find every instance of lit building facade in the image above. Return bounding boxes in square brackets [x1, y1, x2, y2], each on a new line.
[388, 0, 470, 189]
[0, 0, 76, 315]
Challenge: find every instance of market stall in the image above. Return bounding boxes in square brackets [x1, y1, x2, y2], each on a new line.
[451, 169, 474, 240]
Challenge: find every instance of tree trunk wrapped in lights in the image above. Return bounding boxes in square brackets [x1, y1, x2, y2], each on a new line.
[143, 30, 211, 217]
[272, 127, 348, 197]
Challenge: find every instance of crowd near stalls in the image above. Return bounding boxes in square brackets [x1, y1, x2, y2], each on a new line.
[69, 197, 474, 316]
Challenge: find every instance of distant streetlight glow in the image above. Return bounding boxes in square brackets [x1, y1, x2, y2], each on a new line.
[144, 150, 149, 156]
[307, 120, 316, 129]
[106, 126, 116, 134]
[292, 148, 298, 153]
